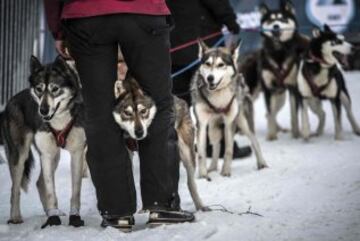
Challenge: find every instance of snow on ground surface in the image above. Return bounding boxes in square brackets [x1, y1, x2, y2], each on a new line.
[1, 72, 360, 241]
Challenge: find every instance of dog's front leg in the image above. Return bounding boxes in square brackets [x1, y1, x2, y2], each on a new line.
[308, 98, 325, 136]
[289, 90, 300, 138]
[35, 132, 62, 228]
[208, 120, 222, 173]
[68, 148, 85, 227]
[197, 122, 210, 180]
[301, 99, 311, 141]
[39, 151, 62, 228]
[220, 121, 235, 177]
[237, 111, 268, 169]
[266, 92, 286, 140]
[331, 99, 343, 140]
[340, 91, 360, 136]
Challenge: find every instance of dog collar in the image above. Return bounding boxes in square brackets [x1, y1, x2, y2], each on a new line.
[47, 119, 75, 148]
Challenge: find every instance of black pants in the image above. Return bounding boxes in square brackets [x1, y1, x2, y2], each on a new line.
[63, 14, 180, 217]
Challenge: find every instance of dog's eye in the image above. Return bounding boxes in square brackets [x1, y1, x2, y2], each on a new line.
[217, 63, 225, 68]
[51, 86, 59, 93]
[205, 62, 212, 67]
[124, 111, 132, 117]
[35, 86, 43, 93]
[139, 109, 148, 115]
[331, 39, 343, 46]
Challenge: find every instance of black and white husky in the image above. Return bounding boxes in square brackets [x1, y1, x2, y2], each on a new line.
[112, 75, 208, 211]
[297, 24, 360, 140]
[191, 41, 268, 180]
[1, 56, 86, 227]
[240, 0, 309, 139]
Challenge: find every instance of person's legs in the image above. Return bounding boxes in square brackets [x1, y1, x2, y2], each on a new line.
[64, 18, 136, 217]
[118, 15, 181, 210]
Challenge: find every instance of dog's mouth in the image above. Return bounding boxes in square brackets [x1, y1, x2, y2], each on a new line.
[333, 51, 348, 67]
[41, 102, 60, 122]
[207, 79, 222, 91]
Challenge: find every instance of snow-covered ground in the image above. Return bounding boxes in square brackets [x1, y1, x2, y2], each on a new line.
[1, 72, 360, 241]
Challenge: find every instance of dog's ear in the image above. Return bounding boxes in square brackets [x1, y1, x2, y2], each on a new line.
[312, 28, 321, 38]
[198, 40, 209, 59]
[258, 3, 269, 16]
[280, 0, 295, 15]
[54, 55, 69, 71]
[114, 80, 126, 98]
[323, 24, 332, 33]
[30, 55, 42, 74]
[230, 39, 242, 65]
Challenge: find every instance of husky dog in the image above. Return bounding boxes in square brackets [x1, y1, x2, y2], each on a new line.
[112, 75, 207, 211]
[191, 40, 268, 179]
[1, 56, 86, 227]
[240, 0, 309, 139]
[297, 24, 360, 140]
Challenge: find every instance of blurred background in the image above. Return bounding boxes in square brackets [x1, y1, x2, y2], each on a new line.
[0, 0, 359, 109]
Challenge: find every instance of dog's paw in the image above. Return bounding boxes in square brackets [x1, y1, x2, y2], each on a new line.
[199, 206, 211, 212]
[335, 134, 344, 141]
[207, 165, 217, 173]
[41, 216, 61, 229]
[7, 217, 23, 224]
[220, 169, 231, 177]
[266, 134, 278, 141]
[257, 163, 268, 170]
[69, 215, 84, 227]
[353, 129, 360, 136]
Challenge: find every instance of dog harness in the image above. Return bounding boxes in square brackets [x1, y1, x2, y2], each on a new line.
[303, 54, 337, 98]
[47, 119, 75, 148]
[265, 58, 296, 87]
[199, 89, 236, 114]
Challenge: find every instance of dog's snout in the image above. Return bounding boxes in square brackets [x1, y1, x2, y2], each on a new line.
[273, 24, 280, 31]
[39, 104, 50, 116]
[207, 75, 215, 83]
[135, 128, 144, 138]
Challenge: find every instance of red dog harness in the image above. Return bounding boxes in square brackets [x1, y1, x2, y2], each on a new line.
[48, 119, 75, 148]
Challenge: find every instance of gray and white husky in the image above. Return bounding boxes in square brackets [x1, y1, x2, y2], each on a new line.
[240, 0, 309, 139]
[0, 56, 86, 227]
[191, 41, 268, 180]
[112, 75, 208, 211]
[297, 24, 360, 140]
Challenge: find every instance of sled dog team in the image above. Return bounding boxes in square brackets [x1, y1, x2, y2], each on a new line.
[1, 0, 359, 227]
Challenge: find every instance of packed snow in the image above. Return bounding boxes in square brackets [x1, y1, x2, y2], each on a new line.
[1, 72, 360, 241]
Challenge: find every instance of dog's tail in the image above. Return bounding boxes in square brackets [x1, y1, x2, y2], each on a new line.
[21, 151, 35, 191]
[1, 114, 34, 191]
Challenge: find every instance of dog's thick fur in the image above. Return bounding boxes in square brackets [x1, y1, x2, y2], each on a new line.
[297, 25, 360, 140]
[191, 41, 268, 179]
[240, 0, 309, 140]
[1, 56, 86, 225]
[112, 75, 207, 211]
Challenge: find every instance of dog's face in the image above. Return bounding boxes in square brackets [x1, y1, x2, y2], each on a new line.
[198, 40, 240, 91]
[112, 77, 157, 140]
[259, 0, 297, 42]
[311, 24, 353, 66]
[29, 56, 80, 121]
